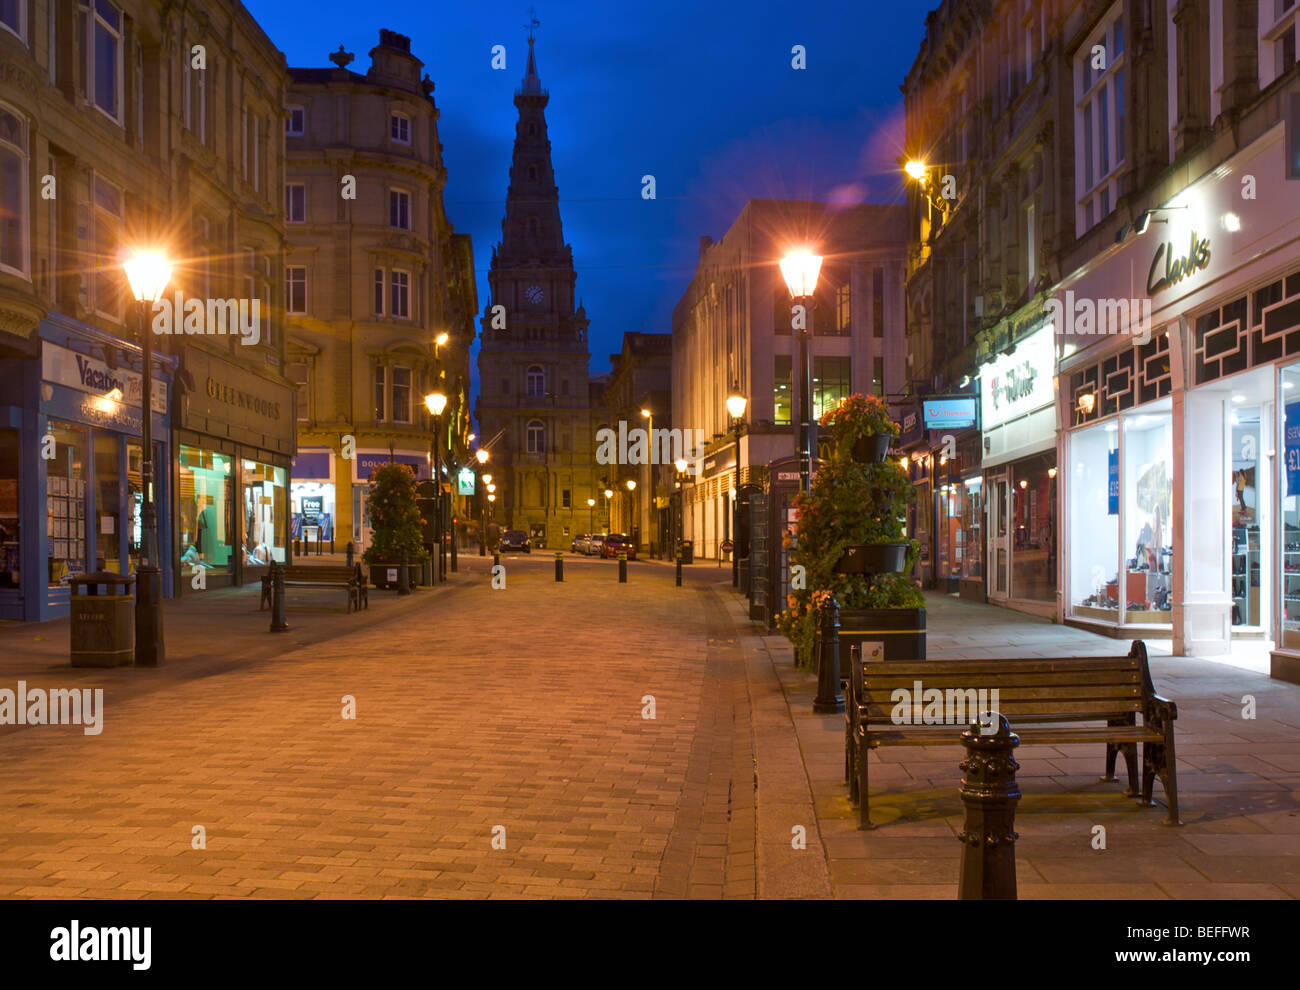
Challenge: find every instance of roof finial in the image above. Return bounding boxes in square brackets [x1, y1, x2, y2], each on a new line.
[525, 7, 539, 43]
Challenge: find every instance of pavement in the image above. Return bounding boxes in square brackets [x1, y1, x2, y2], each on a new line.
[0, 553, 1295, 899]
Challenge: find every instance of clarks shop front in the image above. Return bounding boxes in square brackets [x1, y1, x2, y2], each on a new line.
[173, 349, 295, 593]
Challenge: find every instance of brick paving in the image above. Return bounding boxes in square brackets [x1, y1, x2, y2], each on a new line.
[0, 555, 822, 899]
[763, 592, 1300, 899]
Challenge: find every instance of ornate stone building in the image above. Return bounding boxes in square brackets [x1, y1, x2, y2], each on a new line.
[474, 32, 603, 550]
[283, 30, 477, 557]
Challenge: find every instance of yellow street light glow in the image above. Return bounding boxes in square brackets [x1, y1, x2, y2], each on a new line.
[475, 448, 489, 465]
[122, 249, 172, 303]
[625, 479, 636, 491]
[904, 160, 928, 182]
[435, 332, 449, 346]
[424, 392, 447, 416]
[481, 473, 492, 485]
[486, 483, 496, 493]
[467, 433, 476, 442]
[587, 497, 595, 507]
[674, 458, 688, 473]
[779, 250, 823, 299]
[726, 393, 747, 419]
[1048, 467, 1058, 479]
[603, 489, 613, 499]
[640, 408, 651, 418]
[487, 493, 495, 502]
[1077, 393, 1096, 414]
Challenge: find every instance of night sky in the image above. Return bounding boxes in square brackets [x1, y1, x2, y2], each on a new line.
[247, 0, 938, 379]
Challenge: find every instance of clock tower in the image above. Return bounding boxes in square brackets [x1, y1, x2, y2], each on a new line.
[475, 23, 604, 549]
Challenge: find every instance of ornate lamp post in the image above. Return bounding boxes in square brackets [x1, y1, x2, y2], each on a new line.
[122, 249, 172, 667]
[625, 478, 636, 542]
[726, 391, 747, 587]
[603, 487, 614, 533]
[780, 250, 823, 494]
[587, 497, 595, 537]
[424, 391, 447, 582]
[475, 448, 489, 555]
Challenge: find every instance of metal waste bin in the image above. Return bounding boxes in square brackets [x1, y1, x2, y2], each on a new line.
[676, 539, 694, 565]
[69, 571, 135, 667]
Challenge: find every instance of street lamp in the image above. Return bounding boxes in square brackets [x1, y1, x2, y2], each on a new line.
[640, 408, 651, 556]
[603, 487, 613, 532]
[425, 391, 447, 582]
[780, 250, 822, 493]
[587, 496, 596, 536]
[122, 248, 171, 667]
[475, 448, 489, 555]
[726, 391, 747, 587]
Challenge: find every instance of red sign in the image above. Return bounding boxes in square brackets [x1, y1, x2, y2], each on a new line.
[721, 540, 734, 554]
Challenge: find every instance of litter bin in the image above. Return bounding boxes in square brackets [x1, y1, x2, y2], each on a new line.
[676, 539, 694, 565]
[69, 571, 135, 667]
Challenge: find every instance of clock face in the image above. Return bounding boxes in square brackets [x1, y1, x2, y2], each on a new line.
[524, 284, 544, 305]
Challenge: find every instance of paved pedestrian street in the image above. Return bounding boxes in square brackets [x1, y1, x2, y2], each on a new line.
[0, 557, 1297, 899]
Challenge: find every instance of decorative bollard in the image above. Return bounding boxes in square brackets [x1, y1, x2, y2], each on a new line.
[493, 552, 500, 569]
[398, 550, 411, 596]
[555, 551, 563, 582]
[813, 594, 844, 714]
[346, 541, 355, 568]
[269, 561, 289, 633]
[618, 551, 627, 583]
[293, 537, 301, 557]
[957, 713, 1020, 900]
[675, 556, 682, 587]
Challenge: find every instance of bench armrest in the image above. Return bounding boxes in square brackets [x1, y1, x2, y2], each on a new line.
[1143, 693, 1177, 732]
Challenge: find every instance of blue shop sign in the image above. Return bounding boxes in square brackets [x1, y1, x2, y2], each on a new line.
[355, 452, 428, 480]
[1108, 448, 1120, 514]
[922, 398, 977, 430]
[898, 405, 924, 447]
[1286, 402, 1300, 496]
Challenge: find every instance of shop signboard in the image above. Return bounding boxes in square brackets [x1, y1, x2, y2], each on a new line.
[458, 468, 476, 495]
[980, 324, 1054, 430]
[300, 497, 323, 522]
[1108, 449, 1120, 514]
[922, 398, 977, 430]
[42, 341, 167, 414]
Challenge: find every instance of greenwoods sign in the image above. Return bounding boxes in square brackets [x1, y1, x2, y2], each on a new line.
[1148, 232, 1211, 295]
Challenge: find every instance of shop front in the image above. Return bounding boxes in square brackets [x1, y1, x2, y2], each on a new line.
[979, 323, 1058, 617]
[1058, 119, 1300, 676]
[291, 448, 336, 553]
[0, 316, 174, 621]
[911, 397, 981, 595]
[174, 349, 294, 592]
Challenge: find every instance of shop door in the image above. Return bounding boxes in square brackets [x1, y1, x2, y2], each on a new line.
[987, 472, 1010, 601]
[353, 483, 372, 554]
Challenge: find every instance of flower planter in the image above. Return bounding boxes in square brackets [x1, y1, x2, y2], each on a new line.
[835, 542, 910, 575]
[368, 562, 422, 590]
[834, 607, 927, 662]
[850, 433, 892, 463]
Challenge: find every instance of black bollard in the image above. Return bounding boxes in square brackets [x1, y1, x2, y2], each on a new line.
[957, 713, 1020, 900]
[398, 550, 411, 596]
[346, 541, 355, 568]
[813, 594, 844, 713]
[493, 552, 500, 569]
[618, 552, 627, 583]
[555, 551, 563, 582]
[676, 556, 682, 587]
[293, 537, 300, 557]
[270, 561, 289, 633]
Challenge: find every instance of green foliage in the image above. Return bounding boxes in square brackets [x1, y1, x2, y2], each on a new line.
[774, 394, 924, 667]
[361, 463, 429, 564]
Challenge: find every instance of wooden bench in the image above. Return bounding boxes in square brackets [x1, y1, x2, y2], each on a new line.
[259, 563, 368, 613]
[844, 640, 1179, 828]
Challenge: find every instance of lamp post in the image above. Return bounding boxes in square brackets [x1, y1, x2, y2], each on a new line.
[123, 249, 171, 667]
[726, 391, 747, 587]
[603, 488, 613, 533]
[587, 497, 595, 537]
[640, 408, 651, 556]
[475, 449, 489, 554]
[780, 250, 823, 494]
[425, 392, 447, 582]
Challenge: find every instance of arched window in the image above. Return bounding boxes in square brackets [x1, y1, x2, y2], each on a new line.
[526, 365, 544, 397]
[526, 419, 545, 454]
[0, 104, 29, 277]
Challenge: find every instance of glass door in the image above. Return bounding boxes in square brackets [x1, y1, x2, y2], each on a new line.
[987, 472, 1009, 600]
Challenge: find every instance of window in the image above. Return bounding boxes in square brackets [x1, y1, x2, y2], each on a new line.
[389, 189, 411, 230]
[241, 107, 249, 180]
[562, 489, 571, 508]
[774, 286, 794, 335]
[286, 266, 306, 314]
[373, 366, 386, 422]
[390, 270, 410, 319]
[873, 356, 884, 397]
[773, 355, 792, 426]
[1, 0, 24, 42]
[526, 365, 545, 397]
[1074, 5, 1125, 234]
[286, 363, 309, 422]
[82, 0, 123, 122]
[285, 183, 305, 223]
[526, 420, 545, 454]
[812, 356, 851, 419]
[872, 268, 884, 338]
[92, 175, 123, 321]
[251, 114, 261, 192]
[1026, 202, 1037, 289]
[183, 46, 206, 143]
[0, 105, 28, 277]
[390, 112, 410, 145]
[836, 283, 851, 333]
[133, 42, 143, 151]
[392, 367, 412, 423]
[1262, 0, 1300, 87]
[373, 268, 384, 315]
[286, 106, 305, 137]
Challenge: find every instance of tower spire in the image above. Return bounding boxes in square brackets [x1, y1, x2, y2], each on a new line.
[522, 8, 542, 93]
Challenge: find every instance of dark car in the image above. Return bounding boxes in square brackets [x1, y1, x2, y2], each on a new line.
[602, 533, 637, 560]
[499, 530, 530, 553]
[571, 533, 588, 553]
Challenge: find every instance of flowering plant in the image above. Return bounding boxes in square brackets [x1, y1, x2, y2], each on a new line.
[361, 463, 429, 566]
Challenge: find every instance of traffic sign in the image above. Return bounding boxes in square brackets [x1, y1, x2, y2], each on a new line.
[721, 540, 734, 554]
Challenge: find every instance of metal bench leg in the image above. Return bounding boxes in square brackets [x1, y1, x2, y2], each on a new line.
[1122, 743, 1139, 796]
[1158, 729, 1182, 826]
[1102, 742, 1120, 782]
[857, 740, 874, 830]
[1140, 742, 1158, 809]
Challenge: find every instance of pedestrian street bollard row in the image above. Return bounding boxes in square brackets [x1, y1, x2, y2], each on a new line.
[269, 561, 289, 633]
[618, 551, 627, 583]
[555, 551, 563, 582]
[957, 712, 1020, 900]
[813, 594, 844, 714]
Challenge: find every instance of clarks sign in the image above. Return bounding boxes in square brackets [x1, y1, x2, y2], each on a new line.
[1147, 232, 1211, 295]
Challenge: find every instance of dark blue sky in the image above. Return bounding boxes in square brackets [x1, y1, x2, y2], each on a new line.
[247, 0, 938, 374]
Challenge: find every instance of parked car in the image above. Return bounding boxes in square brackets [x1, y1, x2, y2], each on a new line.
[586, 534, 606, 556]
[571, 533, 589, 553]
[499, 530, 530, 553]
[603, 533, 637, 560]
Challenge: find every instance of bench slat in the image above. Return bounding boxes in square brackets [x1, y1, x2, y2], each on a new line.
[864, 699, 1142, 717]
[862, 684, 1142, 703]
[866, 725, 1160, 746]
[863, 657, 1139, 675]
[858, 669, 1141, 689]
